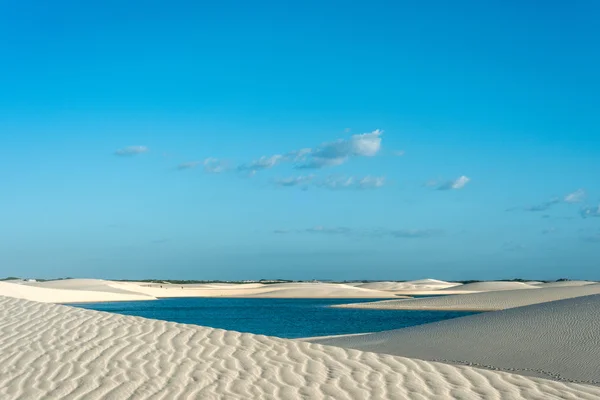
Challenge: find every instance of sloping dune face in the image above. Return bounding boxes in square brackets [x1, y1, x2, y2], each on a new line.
[356, 279, 461, 291]
[313, 294, 600, 385]
[1, 296, 599, 399]
[0, 281, 155, 303]
[441, 281, 538, 292]
[337, 284, 600, 311]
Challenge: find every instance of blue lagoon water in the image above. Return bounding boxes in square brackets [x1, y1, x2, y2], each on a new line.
[74, 298, 477, 339]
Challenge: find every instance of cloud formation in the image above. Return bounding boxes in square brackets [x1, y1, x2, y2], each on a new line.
[203, 158, 229, 174]
[564, 189, 586, 204]
[273, 175, 386, 190]
[297, 130, 383, 169]
[273, 175, 314, 187]
[238, 155, 284, 172]
[581, 205, 600, 218]
[114, 146, 149, 156]
[429, 175, 471, 191]
[511, 189, 587, 212]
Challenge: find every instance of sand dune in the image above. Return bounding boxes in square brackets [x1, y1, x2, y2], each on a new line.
[6, 279, 399, 302]
[0, 281, 155, 303]
[312, 294, 600, 385]
[356, 279, 461, 292]
[1, 296, 598, 399]
[335, 284, 600, 311]
[440, 281, 538, 292]
[532, 280, 597, 288]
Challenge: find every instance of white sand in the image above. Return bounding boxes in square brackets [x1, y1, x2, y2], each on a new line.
[355, 279, 461, 292]
[311, 294, 600, 385]
[440, 281, 538, 292]
[0, 281, 155, 303]
[531, 280, 597, 288]
[1, 296, 599, 399]
[335, 284, 600, 311]
[2, 279, 400, 303]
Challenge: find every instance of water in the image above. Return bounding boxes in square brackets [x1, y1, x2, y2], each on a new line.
[74, 298, 478, 339]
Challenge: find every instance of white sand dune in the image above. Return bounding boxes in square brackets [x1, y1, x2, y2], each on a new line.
[335, 283, 600, 311]
[1, 296, 599, 399]
[532, 280, 597, 288]
[440, 281, 538, 292]
[0, 281, 155, 303]
[6, 279, 399, 302]
[356, 279, 461, 292]
[311, 294, 600, 385]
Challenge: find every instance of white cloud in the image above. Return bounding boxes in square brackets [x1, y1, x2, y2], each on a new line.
[238, 155, 284, 172]
[564, 189, 586, 204]
[316, 175, 386, 190]
[436, 175, 471, 191]
[203, 158, 229, 173]
[274, 175, 314, 187]
[114, 146, 149, 156]
[297, 129, 383, 169]
[393, 150, 405, 157]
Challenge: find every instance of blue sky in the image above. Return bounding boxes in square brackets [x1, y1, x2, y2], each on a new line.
[1, 1, 599, 280]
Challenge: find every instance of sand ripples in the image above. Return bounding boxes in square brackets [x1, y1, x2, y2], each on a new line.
[1, 296, 599, 399]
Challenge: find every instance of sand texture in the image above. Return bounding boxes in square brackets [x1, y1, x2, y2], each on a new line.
[1, 296, 599, 400]
[3, 279, 400, 302]
[335, 284, 600, 311]
[355, 279, 461, 292]
[312, 294, 600, 385]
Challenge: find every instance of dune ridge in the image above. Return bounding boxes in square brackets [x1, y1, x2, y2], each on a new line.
[1, 296, 599, 400]
[335, 284, 600, 311]
[311, 294, 600, 385]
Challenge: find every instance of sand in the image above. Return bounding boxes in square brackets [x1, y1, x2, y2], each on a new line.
[0, 281, 156, 303]
[355, 279, 461, 292]
[0, 279, 401, 303]
[439, 281, 538, 292]
[531, 280, 597, 288]
[335, 284, 600, 311]
[1, 296, 599, 400]
[311, 294, 600, 385]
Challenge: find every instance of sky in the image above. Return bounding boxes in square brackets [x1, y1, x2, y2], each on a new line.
[1, 1, 599, 281]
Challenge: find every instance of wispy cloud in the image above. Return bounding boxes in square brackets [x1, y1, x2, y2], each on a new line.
[273, 175, 314, 187]
[274, 226, 443, 239]
[238, 155, 284, 173]
[296, 129, 383, 169]
[564, 189, 586, 204]
[316, 175, 386, 190]
[392, 150, 406, 157]
[177, 161, 201, 170]
[581, 205, 600, 218]
[510, 189, 587, 212]
[428, 175, 471, 191]
[114, 146, 149, 156]
[203, 158, 229, 174]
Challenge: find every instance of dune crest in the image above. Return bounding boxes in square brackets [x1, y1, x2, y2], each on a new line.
[312, 294, 600, 385]
[336, 284, 600, 311]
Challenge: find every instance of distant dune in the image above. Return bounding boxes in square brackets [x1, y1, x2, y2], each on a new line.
[1, 295, 599, 399]
[335, 284, 600, 311]
[440, 281, 538, 292]
[1, 279, 400, 302]
[531, 280, 597, 288]
[356, 279, 461, 292]
[0, 281, 155, 303]
[311, 294, 600, 384]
